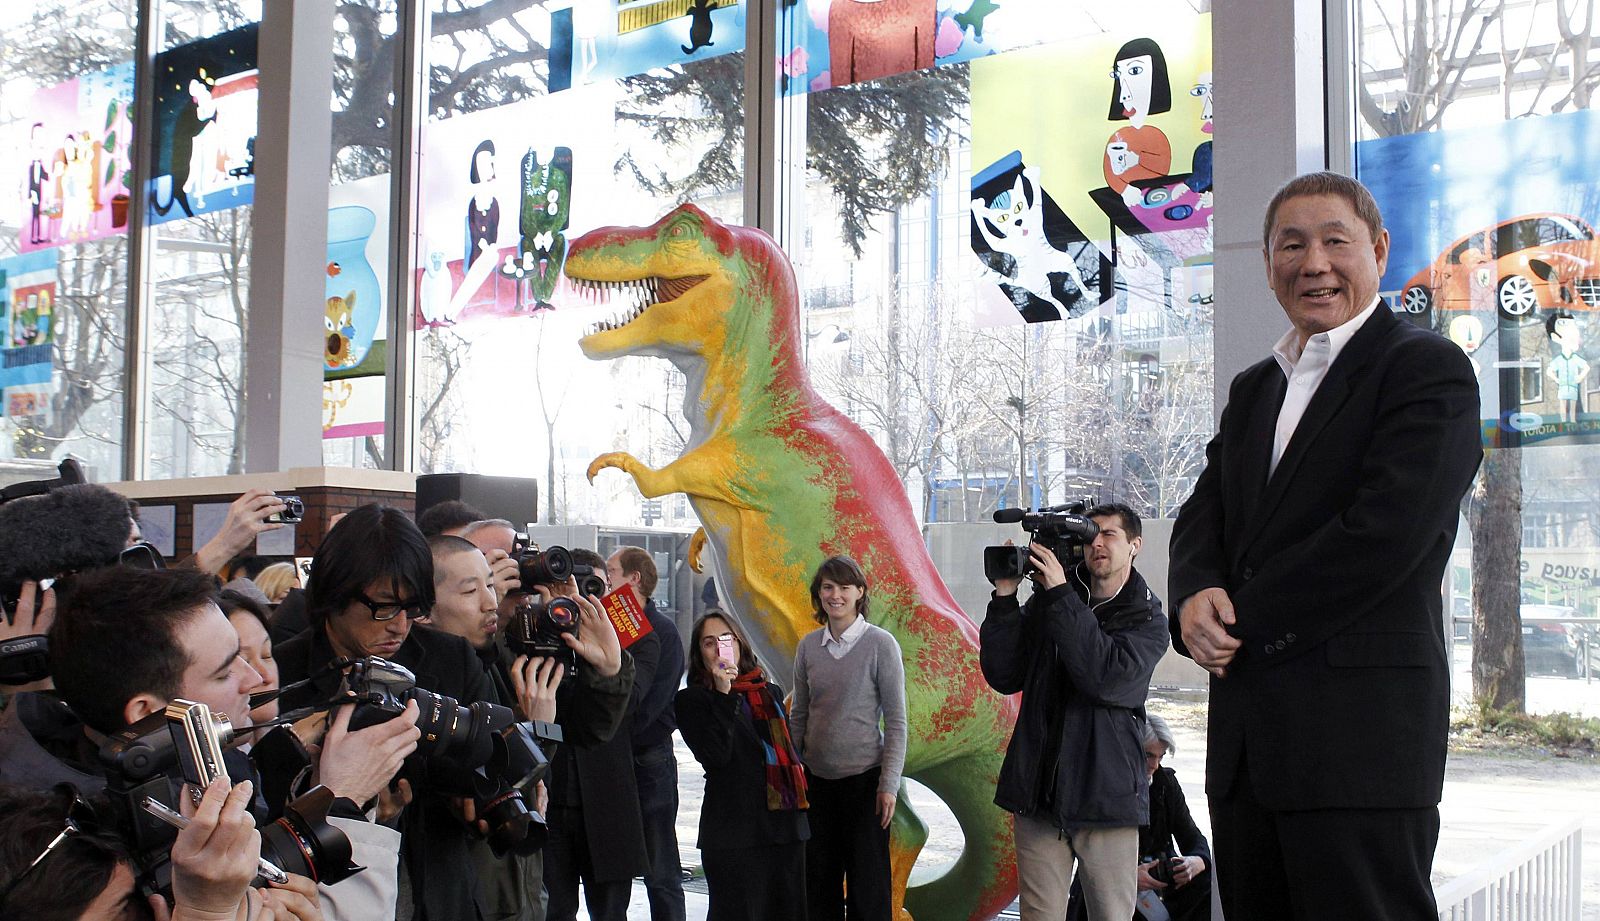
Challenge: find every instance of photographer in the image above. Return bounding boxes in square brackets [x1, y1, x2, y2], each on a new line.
[0, 779, 323, 921]
[274, 504, 494, 921]
[191, 489, 291, 576]
[541, 548, 658, 921]
[432, 530, 636, 921]
[0, 565, 411, 921]
[979, 503, 1169, 921]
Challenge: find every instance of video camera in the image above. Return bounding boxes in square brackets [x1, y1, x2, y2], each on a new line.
[98, 699, 363, 896]
[983, 502, 1101, 583]
[335, 656, 563, 856]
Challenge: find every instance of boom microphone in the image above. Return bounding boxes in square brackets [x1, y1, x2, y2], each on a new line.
[992, 508, 1027, 524]
[0, 483, 135, 594]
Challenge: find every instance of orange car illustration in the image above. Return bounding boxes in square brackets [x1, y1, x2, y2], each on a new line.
[1400, 212, 1600, 319]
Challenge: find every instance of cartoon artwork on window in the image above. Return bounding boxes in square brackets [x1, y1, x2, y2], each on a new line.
[968, 152, 1111, 323]
[788, 0, 1093, 93]
[0, 250, 59, 424]
[547, 0, 745, 92]
[968, 14, 1212, 325]
[1359, 108, 1600, 446]
[147, 24, 259, 225]
[417, 88, 610, 328]
[5, 63, 135, 251]
[324, 175, 390, 441]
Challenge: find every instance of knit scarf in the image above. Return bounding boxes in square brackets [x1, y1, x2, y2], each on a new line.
[730, 667, 809, 811]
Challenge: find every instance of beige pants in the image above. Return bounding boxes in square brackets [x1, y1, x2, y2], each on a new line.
[1014, 813, 1139, 921]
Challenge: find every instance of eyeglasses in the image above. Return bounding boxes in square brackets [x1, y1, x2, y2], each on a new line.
[0, 788, 97, 908]
[1144, 749, 1166, 764]
[351, 591, 428, 622]
[698, 632, 735, 647]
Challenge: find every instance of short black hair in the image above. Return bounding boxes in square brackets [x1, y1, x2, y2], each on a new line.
[1546, 309, 1577, 339]
[309, 504, 433, 626]
[428, 534, 483, 586]
[1087, 502, 1142, 541]
[570, 547, 606, 571]
[416, 500, 486, 538]
[0, 785, 136, 921]
[50, 566, 220, 735]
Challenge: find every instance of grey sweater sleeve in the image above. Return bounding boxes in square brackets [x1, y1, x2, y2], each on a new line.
[789, 637, 811, 758]
[876, 629, 908, 795]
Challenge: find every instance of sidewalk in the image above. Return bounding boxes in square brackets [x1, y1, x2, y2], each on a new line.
[603, 708, 1600, 919]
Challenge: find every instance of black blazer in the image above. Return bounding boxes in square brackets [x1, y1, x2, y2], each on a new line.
[675, 683, 810, 851]
[1169, 305, 1481, 811]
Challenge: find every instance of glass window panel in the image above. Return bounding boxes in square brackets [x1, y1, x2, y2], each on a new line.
[412, 1, 744, 528]
[0, 0, 136, 480]
[143, 6, 261, 477]
[779, 1, 1213, 524]
[1354, 2, 1600, 701]
[324, 0, 399, 469]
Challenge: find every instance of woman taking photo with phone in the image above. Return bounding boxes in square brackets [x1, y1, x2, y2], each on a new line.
[676, 611, 810, 921]
[789, 555, 907, 921]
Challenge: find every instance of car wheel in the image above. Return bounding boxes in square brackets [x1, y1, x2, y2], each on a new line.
[1498, 274, 1541, 317]
[1401, 285, 1432, 314]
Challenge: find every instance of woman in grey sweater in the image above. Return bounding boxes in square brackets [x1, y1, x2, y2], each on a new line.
[789, 555, 908, 921]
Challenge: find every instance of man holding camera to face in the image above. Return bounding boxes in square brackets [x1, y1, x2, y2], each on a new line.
[0, 563, 413, 921]
[426, 533, 635, 921]
[979, 503, 1170, 921]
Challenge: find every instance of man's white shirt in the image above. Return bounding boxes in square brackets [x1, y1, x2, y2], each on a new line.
[1268, 296, 1381, 479]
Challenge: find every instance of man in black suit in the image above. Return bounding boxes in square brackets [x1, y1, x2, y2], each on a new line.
[1169, 171, 1481, 920]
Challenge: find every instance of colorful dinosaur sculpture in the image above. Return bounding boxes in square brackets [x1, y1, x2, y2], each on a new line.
[566, 204, 1020, 921]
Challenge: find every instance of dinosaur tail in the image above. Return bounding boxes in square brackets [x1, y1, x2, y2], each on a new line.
[904, 750, 1017, 921]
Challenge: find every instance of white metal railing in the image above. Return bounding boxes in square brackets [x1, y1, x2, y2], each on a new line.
[1434, 817, 1584, 920]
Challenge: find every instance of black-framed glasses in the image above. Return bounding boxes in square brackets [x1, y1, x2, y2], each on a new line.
[352, 591, 428, 622]
[0, 788, 97, 907]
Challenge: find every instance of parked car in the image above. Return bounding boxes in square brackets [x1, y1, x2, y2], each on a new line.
[1522, 620, 1583, 678]
[1400, 213, 1600, 320]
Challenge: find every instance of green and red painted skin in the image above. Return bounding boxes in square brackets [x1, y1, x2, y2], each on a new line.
[567, 204, 1020, 921]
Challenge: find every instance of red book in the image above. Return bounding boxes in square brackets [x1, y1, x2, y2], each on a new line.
[600, 586, 654, 649]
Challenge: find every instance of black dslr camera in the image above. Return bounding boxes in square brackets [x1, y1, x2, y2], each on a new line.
[99, 700, 363, 894]
[982, 502, 1101, 583]
[1145, 851, 1185, 887]
[504, 539, 590, 675]
[337, 656, 562, 855]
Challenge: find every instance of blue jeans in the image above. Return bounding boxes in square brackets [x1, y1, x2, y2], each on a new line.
[634, 742, 686, 921]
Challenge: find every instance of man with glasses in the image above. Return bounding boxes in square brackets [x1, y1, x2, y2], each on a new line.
[275, 503, 496, 921]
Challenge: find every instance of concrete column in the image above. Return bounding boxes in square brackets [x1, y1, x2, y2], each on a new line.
[246, 0, 335, 472]
[1210, 0, 1327, 417]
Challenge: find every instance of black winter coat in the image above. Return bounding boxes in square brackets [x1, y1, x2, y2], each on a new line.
[275, 623, 497, 921]
[675, 683, 810, 851]
[980, 565, 1169, 829]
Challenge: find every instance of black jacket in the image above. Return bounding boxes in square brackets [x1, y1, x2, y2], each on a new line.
[1142, 766, 1211, 867]
[980, 565, 1168, 829]
[275, 623, 497, 921]
[675, 683, 810, 850]
[631, 600, 682, 753]
[545, 625, 660, 882]
[1169, 305, 1481, 810]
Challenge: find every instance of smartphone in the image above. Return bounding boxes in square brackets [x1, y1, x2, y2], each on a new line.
[166, 700, 230, 799]
[715, 635, 736, 669]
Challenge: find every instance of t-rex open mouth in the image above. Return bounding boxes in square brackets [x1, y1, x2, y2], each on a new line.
[574, 275, 708, 336]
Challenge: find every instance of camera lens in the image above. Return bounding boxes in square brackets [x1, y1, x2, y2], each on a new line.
[518, 546, 573, 585]
[259, 787, 362, 885]
[546, 597, 580, 629]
